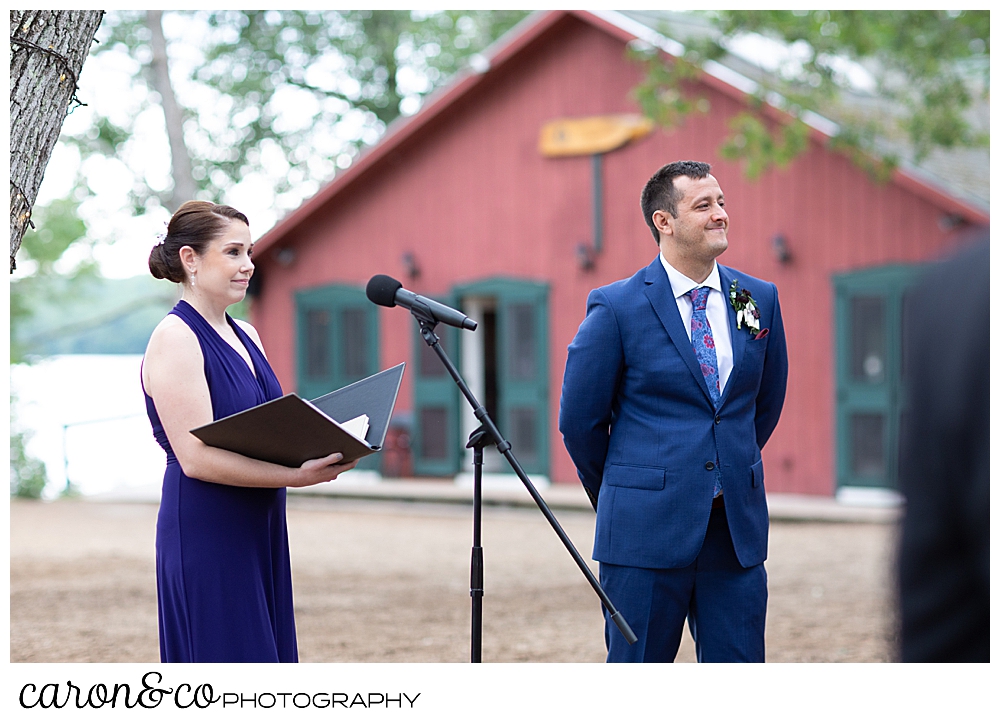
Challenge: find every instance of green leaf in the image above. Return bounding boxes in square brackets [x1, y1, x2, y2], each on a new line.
[19, 198, 88, 272]
[635, 10, 988, 182]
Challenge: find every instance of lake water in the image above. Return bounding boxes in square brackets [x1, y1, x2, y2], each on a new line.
[10, 355, 165, 498]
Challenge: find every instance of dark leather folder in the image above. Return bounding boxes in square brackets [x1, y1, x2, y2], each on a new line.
[190, 363, 405, 467]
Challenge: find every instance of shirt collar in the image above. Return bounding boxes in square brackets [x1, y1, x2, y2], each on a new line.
[659, 253, 722, 299]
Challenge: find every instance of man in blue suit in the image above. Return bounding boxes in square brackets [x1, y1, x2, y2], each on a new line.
[559, 160, 787, 662]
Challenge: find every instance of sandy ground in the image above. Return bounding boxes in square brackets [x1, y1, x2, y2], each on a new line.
[10, 496, 899, 663]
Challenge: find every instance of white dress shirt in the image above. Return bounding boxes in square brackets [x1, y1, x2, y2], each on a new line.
[659, 254, 734, 395]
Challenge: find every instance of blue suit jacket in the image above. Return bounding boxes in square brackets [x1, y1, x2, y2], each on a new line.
[559, 257, 788, 569]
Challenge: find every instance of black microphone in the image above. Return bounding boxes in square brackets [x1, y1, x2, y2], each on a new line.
[366, 274, 478, 331]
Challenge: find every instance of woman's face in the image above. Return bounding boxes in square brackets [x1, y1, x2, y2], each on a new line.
[186, 219, 254, 305]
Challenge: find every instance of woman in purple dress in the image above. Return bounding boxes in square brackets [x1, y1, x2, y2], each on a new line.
[142, 201, 355, 662]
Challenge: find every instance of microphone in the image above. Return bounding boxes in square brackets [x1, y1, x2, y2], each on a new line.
[366, 274, 478, 331]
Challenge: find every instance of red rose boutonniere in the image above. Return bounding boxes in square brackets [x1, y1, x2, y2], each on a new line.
[729, 280, 761, 336]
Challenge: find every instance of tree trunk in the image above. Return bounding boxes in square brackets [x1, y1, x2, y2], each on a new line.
[10, 10, 104, 273]
[146, 10, 196, 213]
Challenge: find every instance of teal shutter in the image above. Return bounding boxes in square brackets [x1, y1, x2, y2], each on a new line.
[833, 265, 921, 491]
[295, 284, 379, 470]
[411, 295, 461, 476]
[496, 283, 549, 476]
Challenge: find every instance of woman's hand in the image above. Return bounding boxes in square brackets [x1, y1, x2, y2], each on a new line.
[291, 452, 359, 488]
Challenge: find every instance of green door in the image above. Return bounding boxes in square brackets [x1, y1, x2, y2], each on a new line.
[295, 284, 379, 470]
[833, 265, 920, 491]
[455, 279, 549, 477]
[411, 294, 461, 477]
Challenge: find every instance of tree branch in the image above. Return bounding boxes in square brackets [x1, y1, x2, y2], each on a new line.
[147, 10, 197, 212]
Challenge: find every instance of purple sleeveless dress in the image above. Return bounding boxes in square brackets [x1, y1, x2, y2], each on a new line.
[144, 300, 297, 662]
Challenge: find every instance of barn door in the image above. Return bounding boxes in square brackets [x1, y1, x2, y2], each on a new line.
[833, 265, 919, 491]
[411, 294, 461, 476]
[496, 284, 549, 476]
[455, 279, 549, 478]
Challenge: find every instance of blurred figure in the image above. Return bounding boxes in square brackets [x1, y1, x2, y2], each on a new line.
[898, 231, 989, 662]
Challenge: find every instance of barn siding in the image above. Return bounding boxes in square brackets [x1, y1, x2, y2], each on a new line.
[251, 13, 976, 495]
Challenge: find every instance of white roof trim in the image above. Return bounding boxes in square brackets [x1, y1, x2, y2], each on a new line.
[590, 9, 841, 138]
[590, 8, 685, 57]
[800, 110, 839, 137]
[703, 58, 759, 96]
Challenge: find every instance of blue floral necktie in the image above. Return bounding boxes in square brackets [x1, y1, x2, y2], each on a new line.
[688, 287, 720, 404]
[688, 286, 723, 498]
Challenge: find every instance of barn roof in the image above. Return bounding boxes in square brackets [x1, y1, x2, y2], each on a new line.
[615, 10, 990, 216]
[256, 10, 988, 253]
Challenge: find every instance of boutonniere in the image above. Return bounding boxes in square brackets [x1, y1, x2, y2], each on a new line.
[729, 280, 761, 336]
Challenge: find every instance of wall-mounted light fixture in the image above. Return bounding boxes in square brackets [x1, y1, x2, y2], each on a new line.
[772, 233, 792, 264]
[247, 270, 262, 297]
[275, 247, 296, 267]
[402, 251, 420, 280]
[576, 242, 596, 271]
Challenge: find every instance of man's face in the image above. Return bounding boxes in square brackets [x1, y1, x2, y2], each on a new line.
[658, 174, 729, 263]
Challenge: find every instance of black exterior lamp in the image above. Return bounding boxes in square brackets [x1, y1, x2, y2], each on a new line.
[576, 241, 596, 271]
[402, 251, 420, 280]
[772, 233, 792, 264]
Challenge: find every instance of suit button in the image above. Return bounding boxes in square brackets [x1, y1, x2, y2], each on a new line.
[705, 461, 715, 471]
[714, 415, 721, 424]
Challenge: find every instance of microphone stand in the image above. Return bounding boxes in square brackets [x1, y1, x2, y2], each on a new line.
[466, 426, 489, 663]
[413, 311, 637, 662]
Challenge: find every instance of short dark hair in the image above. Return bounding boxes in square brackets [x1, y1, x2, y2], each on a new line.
[148, 201, 249, 283]
[640, 160, 711, 243]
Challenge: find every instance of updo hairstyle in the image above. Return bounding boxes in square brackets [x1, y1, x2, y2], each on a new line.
[148, 201, 250, 283]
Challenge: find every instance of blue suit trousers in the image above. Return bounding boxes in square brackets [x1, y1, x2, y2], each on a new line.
[600, 504, 767, 662]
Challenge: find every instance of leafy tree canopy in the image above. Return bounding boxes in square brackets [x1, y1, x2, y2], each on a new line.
[17, 10, 529, 360]
[631, 10, 989, 180]
[69, 10, 529, 216]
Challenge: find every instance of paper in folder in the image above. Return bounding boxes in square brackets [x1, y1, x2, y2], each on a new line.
[190, 363, 405, 467]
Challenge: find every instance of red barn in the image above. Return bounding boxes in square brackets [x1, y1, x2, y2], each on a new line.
[249, 10, 988, 498]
